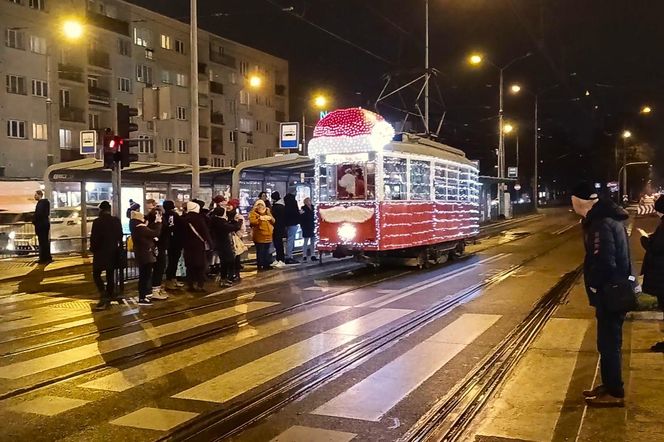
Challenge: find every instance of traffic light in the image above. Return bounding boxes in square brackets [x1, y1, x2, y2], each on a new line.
[102, 128, 116, 170]
[117, 103, 139, 168]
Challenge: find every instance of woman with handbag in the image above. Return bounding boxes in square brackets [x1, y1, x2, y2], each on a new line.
[640, 196, 664, 352]
[227, 199, 247, 281]
[183, 201, 213, 293]
[572, 182, 631, 407]
[210, 206, 242, 287]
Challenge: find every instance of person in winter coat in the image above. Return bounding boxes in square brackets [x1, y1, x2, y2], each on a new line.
[90, 201, 124, 310]
[227, 198, 246, 281]
[210, 206, 242, 286]
[271, 191, 286, 267]
[183, 201, 213, 292]
[300, 197, 316, 261]
[640, 196, 664, 352]
[572, 182, 631, 407]
[33, 190, 52, 264]
[284, 193, 301, 264]
[130, 210, 162, 305]
[146, 203, 168, 300]
[249, 200, 275, 270]
[164, 200, 185, 290]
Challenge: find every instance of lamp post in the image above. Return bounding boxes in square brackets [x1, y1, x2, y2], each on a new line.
[468, 52, 532, 217]
[619, 161, 649, 204]
[190, 0, 200, 198]
[233, 74, 263, 165]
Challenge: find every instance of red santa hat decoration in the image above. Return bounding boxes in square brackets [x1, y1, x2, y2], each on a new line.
[308, 108, 395, 156]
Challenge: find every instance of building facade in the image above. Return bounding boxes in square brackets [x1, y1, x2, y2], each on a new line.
[0, 0, 289, 179]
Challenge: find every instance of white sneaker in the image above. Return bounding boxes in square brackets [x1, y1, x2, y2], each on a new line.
[273, 260, 286, 268]
[150, 288, 169, 300]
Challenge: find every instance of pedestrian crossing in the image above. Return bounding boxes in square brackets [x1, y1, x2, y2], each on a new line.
[0, 251, 522, 440]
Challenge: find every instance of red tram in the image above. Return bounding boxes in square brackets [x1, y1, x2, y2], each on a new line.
[309, 108, 480, 265]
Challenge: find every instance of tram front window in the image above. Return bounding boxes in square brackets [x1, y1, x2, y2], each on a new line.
[319, 162, 375, 202]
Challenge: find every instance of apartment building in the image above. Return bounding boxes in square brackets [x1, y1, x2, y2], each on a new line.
[0, 0, 289, 178]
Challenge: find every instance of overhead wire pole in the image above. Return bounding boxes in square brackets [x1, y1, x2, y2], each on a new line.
[190, 0, 201, 198]
[424, 0, 430, 134]
[498, 68, 505, 217]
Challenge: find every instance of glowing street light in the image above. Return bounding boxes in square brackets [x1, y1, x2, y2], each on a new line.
[468, 54, 483, 65]
[313, 94, 329, 109]
[510, 84, 522, 94]
[503, 123, 515, 134]
[622, 130, 632, 139]
[62, 19, 85, 41]
[641, 105, 652, 114]
[248, 75, 263, 89]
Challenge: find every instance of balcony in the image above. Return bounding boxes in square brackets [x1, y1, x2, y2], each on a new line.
[275, 110, 286, 122]
[88, 49, 111, 69]
[210, 81, 224, 95]
[59, 106, 86, 123]
[275, 84, 287, 96]
[209, 50, 236, 69]
[88, 86, 111, 107]
[199, 126, 209, 139]
[58, 63, 84, 83]
[86, 10, 130, 36]
[211, 112, 224, 126]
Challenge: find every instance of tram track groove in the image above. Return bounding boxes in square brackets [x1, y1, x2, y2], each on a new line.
[399, 266, 583, 442]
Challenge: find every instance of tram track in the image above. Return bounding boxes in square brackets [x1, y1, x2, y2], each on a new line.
[0, 214, 574, 406]
[399, 267, 583, 442]
[159, 228, 577, 442]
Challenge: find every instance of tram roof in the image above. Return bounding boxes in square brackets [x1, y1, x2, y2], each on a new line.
[386, 134, 476, 167]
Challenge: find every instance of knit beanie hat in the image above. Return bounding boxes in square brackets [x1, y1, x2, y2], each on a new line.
[186, 201, 200, 213]
[571, 181, 599, 201]
[98, 201, 111, 211]
[163, 200, 175, 212]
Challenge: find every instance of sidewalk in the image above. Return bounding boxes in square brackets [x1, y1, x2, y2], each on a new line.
[0, 255, 92, 283]
[470, 279, 664, 442]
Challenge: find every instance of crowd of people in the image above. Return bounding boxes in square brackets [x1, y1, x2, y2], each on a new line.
[89, 191, 317, 310]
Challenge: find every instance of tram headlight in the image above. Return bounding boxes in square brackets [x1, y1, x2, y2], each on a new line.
[338, 223, 357, 242]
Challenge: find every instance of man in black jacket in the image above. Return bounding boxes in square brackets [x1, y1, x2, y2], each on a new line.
[573, 182, 631, 407]
[33, 190, 52, 264]
[164, 200, 185, 291]
[90, 201, 124, 310]
[271, 191, 286, 267]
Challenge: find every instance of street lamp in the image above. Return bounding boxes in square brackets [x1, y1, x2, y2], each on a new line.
[468, 51, 532, 218]
[619, 161, 649, 205]
[510, 84, 521, 94]
[248, 74, 262, 89]
[233, 74, 264, 165]
[62, 19, 85, 40]
[503, 122, 515, 134]
[313, 94, 329, 109]
[640, 105, 652, 114]
[622, 130, 632, 139]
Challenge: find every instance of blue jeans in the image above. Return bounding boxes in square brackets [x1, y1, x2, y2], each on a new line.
[286, 225, 298, 259]
[595, 304, 626, 397]
[303, 236, 314, 257]
[255, 243, 272, 268]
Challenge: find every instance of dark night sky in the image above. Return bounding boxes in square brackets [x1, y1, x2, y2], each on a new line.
[128, 0, 664, 192]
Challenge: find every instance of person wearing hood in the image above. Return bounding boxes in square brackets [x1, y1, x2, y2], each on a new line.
[90, 201, 124, 310]
[284, 193, 301, 264]
[164, 200, 185, 291]
[572, 182, 631, 407]
[271, 191, 286, 267]
[249, 199, 275, 270]
[146, 201, 168, 300]
[183, 200, 213, 292]
[227, 198, 246, 281]
[130, 210, 162, 305]
[639, 196, 664, 352]
[210, 206, 242, 286]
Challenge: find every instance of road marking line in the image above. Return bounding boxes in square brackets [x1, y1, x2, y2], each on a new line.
[172, 308, 414, 403]
[270, 425, 357, 442]
[110, 407, 198, 431]
[312, 313, 501, 421]
[553, 222, 580, 235]
[358, 254, 509, 309]
[0, 301, 278, 379]
[9, 395, 90, 416]
[80, 305, 350, 392]
[476, 318, 591, 442]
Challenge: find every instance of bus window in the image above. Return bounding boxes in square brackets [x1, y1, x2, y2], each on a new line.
[434, 162, 447, 200]
[383, 156, 407, 200]
[410, 160, 431, 200]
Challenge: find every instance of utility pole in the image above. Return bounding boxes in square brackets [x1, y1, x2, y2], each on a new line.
[190, 0, 200, 198]
[424, 0, 430, 134]
[498, 68, 505, 217]
[533, 95, 538, 209]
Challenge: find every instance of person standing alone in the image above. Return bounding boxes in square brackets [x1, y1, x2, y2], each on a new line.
[572, 182, 632, 407]
[33, 190, 52, 264]
[90, 201, 123, 310]
[271, 191, 286, 267]
[300, 197, 317, 261]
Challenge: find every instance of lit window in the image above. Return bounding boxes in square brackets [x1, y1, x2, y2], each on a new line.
[59, 128, 72, 147]
[160, 34, 172, 50]
[175, 73, 187, 87]
[32, 123, 47, 140]
[29, 35, 46, 54]
[133, 27, 151, 48]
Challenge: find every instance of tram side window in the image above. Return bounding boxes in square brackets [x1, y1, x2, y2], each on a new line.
[469, 170, 479, 201]
[434, 162, 447, 200]
[410, 160, 431, 200]
[459, 168, 471, 201]
[447, 165, 459, 201]
[319, 165, 336, 202]
[383, 156, 407, 200]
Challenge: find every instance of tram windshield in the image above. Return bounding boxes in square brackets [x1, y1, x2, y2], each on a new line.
[318, 153, 376, 201]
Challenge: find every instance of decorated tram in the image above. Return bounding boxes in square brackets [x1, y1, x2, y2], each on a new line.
[309, 108, 480, 265]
